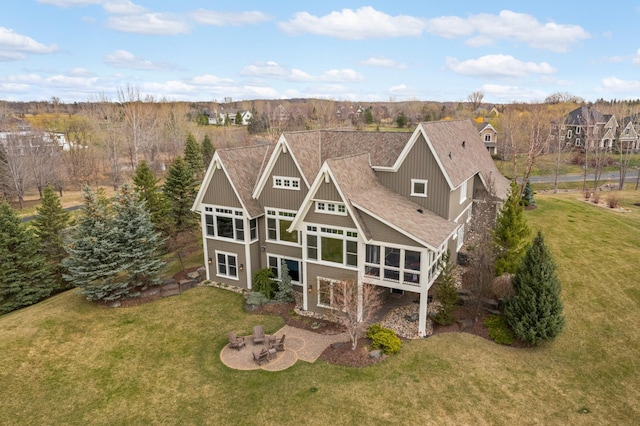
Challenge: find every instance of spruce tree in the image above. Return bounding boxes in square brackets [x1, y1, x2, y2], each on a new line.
[433, 251, 458, 325]
[32, 184, 70, 263]
[522, 181, 535, 207]
[133, 160, 171, 234]
[184, 133, 204, 177]
[274, 260, 294, 303]
[0, 201, 55, 314]
[163, 156, 197, 232]
[201, 135, 215, 170]
[63, 186, 126, 301]
[493, 181, 531, 275]
[235, 111, 242, 126]
[504, 231, 565, 346]
[112, 183, 165, 290]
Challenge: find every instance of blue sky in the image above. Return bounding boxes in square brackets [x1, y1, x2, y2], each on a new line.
[2, 0, 640, 104]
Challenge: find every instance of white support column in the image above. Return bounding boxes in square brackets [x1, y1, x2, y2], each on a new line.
[201, 211, 211, 281]
[417, 248, 429, 337]
[302, 229, 308, 311]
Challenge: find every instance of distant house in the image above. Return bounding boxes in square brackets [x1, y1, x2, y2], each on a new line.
[557, 106, 617, 151]
[207, 109, 252, 126]
[191, 120, 509, 336]
[476, 122, 498, 155]
[0, 130, 70, 152]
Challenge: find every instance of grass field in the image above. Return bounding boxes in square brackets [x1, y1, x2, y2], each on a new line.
[1, 192, 640, 425]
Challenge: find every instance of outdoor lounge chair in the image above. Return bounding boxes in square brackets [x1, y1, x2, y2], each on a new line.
[270, 334, 285, 352]
[252, 325, 265, 345]
[227, 332, 246, 351]
[253, 347, 270, 365]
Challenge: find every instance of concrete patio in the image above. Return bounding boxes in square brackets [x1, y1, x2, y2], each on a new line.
[220, 324, 348, 371]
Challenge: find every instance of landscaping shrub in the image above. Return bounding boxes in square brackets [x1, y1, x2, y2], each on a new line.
[484, 315, 515, 345]
[492, 274, 515, 299]
[245, 291, 269, 307]
[606, 192, 620, 208]
[252, 268, 276, 299]
[433, 251, 458, 326]
[366, 324, 402, 354]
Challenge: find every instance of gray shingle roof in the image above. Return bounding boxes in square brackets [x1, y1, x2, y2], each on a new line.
[217, 143, 273, 217]
[326, 153, 457, 249]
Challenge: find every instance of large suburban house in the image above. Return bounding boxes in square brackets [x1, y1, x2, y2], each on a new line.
[191, 120, 509, 336]
[207, 109, 252, 126]
[556, 106, 618, 151]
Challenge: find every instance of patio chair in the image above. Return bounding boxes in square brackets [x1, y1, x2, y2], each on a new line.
[227, 332, 246, 351]
[252, 325, 265, 345]
[253, 347, 270, 365]
[270, 334, 285, 352]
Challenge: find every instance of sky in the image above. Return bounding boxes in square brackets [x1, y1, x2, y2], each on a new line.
[2, 0, 640, 104]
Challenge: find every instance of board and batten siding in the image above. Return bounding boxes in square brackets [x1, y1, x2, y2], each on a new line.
[359, 210, 420, 247]
[305, 262, 357, 313]
[376, 135, 450, 219]
[206, 238, 247, 288]
[304, 178, 356, 228]
[314, 180, 342, 201]
[202, 169, 242, 208]
[258, 151, 308, 211]
[448, 180, 472, 223]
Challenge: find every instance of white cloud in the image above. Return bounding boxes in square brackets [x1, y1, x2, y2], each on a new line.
[0, 27, 58, 61]
[480, 83, 548, 102]
[632, 49, 640, 66]
[106, 13, 189, 35]
[445, 54, 556, 78]
[102, 0, 147, 15]
[104, 49, 175, 70]
[278, 7, 426, 40]
[426, 10, 589, 52]
[37, 0, 103, 7]
[189, 10, 272, 26]
[68, 67, 96, 77]
[600, 76, 640, 92]
[190, 74, 235, 85]
[241, 61, 363, 83]
[388, 84, 411, 95]
[361, 57, 407, 69]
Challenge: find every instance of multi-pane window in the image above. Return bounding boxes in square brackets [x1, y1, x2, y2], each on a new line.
[249, 218, 257, 241]
[315, 201, 346, 215]
[204, 206, 245, 242]
[460, 180, 468, 203]
[216, 251, 238, 279]
[411, 179, 428, 197]
[266, 209, 299, 244]
[317, 278, 341, 309]
[484, 133, 491, 142]
[273, 176, 300, 190]
[268, 255, 302, 284]
[364, 244, 421, 285]
[306, 226, 358, 267]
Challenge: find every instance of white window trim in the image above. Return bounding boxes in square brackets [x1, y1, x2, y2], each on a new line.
[267, 254, 303, 285]
[273, 176, 300, 190]
[215, 250, 239, 280]
[459, 180, 468, 204]
[316, 277, 342, 309]
[306, 225, 358, 269]
[410, 178, 428, 197]
[266, 208, 300, 246]
[315, 201, 347, 216]
[364, 244, 421, 286]
[456, 225, 465, 251]
[203, 205, 245, 242]
[249, 218, 258, 242]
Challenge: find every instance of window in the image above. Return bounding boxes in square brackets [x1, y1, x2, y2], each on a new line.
[411, 179, 428, 197]
[456, 225, 465, 251]
[567, 129, 573, 138]
[364, 244, 421, 285]
[576, 126, 581, 134]
[575, 138, 582, 147]
[249, 218, 257, 241]
[266, 209, 299, 244]
[460, 180, 468, 204]
[306, 226, 358, 267]
[484, 133, 491, 142]
[317, 278, 341, 309]
[216, 251, 238, 279]
[315, 201, 347, 215]
[268, 255, 302, 284]
[204, 206, 245, 241]
[273, 176, 300, 190]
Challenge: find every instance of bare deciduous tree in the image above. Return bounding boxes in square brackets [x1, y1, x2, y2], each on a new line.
[329, 279, 383, 350]
[118, 85, 158, 171]
[467, 91, 485, 112]
[1, 134, 34, 209]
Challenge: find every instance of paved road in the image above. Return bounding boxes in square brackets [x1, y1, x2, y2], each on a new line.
[523, 171, 640, 185]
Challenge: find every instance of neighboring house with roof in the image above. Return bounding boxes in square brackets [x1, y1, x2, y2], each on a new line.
[208, 109, 252, 126]
[557, 106, 618, 151]
[477, 122, 498, 155]
[191, 120, 509, 336]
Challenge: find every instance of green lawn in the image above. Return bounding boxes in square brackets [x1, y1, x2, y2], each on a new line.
[1, 192, 639, 425]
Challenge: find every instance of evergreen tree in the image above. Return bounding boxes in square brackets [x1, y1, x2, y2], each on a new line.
[201, 135, 215, 170]
[493, 181, 531, 275]
[433, 251, 458, 325]
[63, 186, 126, 301]
[522, 181, 535, 207]
[364, 107, 374, 124]
[0, 201, 55, 314]
[32, 184, 70, 263]
[504, 231, 565, 346]
[163, 156, 197, 232]
[396, 111, 408, 128]
[274, 260, 294, 303]
[132, 160, 171, 234]
[112, 183, 165, 290]
[235, 111, 242, 126]
[184, 133, 204, 177]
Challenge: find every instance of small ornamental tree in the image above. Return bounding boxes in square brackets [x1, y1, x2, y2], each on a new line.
[0, 201, 55, 314]
[522, 181, 535, 207]
[433, 251, 458, 325]
[184, 133, 204, 178]
[201, 135, 215, 170]
[163, 156, 197, 233]
[111, 183, 165, 291]
[274, 260, 294, 303]
[253, 268, 276, 299]
[504, 231, 565, 346]
[494, 181, 531, 276]
[32, 184, 70, 264]
[331, 280, 383, 350]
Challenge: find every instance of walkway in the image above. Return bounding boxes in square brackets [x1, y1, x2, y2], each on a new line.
[219, 324, 348, 372]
